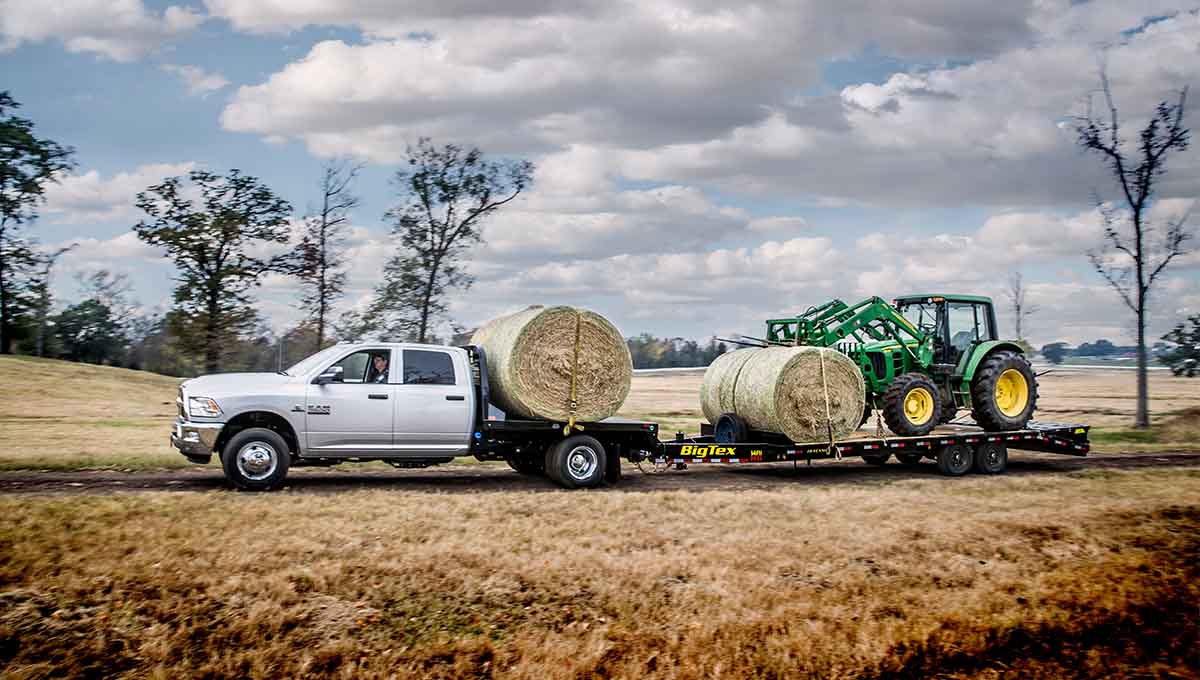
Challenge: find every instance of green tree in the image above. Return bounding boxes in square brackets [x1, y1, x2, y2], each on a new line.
[1074, 76, 1192, 428]
[135, 169, 293, 373]
[0, 92, 75, 354]
[53, 299, 126, 364]
[295, 160, 360, 351]
[372, 139, 533, 342]
[1159, 315, 1199, 376]
[1040, 342, 1069, 365]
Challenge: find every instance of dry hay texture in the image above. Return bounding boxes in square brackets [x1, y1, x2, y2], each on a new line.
[701, 346, 865, 441]
[470, 305, 632, 422]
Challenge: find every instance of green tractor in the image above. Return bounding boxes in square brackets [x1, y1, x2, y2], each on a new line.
[765, 294, 1037, 437]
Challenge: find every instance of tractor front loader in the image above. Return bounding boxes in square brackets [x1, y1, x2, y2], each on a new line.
[766, 295, 1037, 436]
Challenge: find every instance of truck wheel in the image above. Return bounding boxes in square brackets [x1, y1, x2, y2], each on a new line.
[714, 412, 748, 444]
[972, 441, 1008, 474]
[883, 373, 942, 437]
[935, 443, 972, 477]
[862, 452, 890, 466]
[544, 435, 607, 489]
[971, 351, 1038, 431]
[895, 452, 923, 467]
[222, 428, 290, 491]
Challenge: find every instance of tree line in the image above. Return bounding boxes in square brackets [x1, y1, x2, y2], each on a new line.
[0, 90, 534, 374]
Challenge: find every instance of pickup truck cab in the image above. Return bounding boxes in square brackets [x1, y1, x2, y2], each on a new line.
[171, 342, 660, 490]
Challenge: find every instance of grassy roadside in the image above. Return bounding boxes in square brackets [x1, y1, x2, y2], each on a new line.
[0, 468, 1196, 678]
[1088, 407, 1200, 453]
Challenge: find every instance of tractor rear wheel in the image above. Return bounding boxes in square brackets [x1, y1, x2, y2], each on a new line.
[971, 351, 1038, 431]
[882, 373, 942, 437]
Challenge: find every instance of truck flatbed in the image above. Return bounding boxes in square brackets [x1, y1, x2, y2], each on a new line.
[648, 421, 1089, 476]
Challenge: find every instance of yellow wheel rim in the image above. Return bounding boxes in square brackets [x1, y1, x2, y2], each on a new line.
[903, 387, 935, 426]
[995, 369, 1029, 417]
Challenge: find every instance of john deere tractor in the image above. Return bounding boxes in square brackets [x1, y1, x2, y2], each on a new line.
[766, 295, 1037, 437]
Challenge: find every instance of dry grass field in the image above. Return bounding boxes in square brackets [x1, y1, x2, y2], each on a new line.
[1, 469, 1197, 678]
[1, 356, 1197, 471]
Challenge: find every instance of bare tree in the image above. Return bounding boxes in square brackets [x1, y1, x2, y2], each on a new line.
[1073, 74, 1192, 429]
[1005, 272, 1039, 342]
[295, 160, 360, 351]
[32, 243, 75, 356]
[372, 139, 533, 342]
[75, 269, 136, 325]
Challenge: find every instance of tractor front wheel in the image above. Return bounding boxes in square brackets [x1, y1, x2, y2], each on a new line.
[883, 373, 942, 437]
[971, 351, 1038, 431]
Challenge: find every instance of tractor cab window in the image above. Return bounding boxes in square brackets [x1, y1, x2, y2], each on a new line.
[946, 303, 992, 360]
[898, 301, 939, 336]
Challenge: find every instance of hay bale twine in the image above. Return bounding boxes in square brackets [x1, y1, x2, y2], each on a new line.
[470, 305, 632, 422]
[700, 346, 865, 441]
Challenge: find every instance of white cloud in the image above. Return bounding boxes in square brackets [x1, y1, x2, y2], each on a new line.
[43, 162, 198, 224]
[1, 0, 203, 62]
[162, 64, 230, 97]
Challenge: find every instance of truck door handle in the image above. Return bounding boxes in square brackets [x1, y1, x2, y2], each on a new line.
[446, 395, 465, 401]
[369, 393, 389, 400]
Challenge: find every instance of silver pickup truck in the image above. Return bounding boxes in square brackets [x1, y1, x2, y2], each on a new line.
[171, 342, 660, 490]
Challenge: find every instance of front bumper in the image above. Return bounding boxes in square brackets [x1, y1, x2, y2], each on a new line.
[170, 419, 225, 462]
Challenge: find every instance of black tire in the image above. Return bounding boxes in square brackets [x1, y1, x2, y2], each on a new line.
[972, 441, 1008, 474]
[938, 396, 958, 425]
[862, 453, 890, 466]
[222, 427, 290, 491]
[935, 443, 972, 477]
[895, 452, 923, 467]
[507, 455, 544, 475]
[859, 400, 874, 428]
[714, 413, 748, 444]
[544, 435, 607, 489]
[883, 373, 942, 437]
[971, 351, 1038, 431]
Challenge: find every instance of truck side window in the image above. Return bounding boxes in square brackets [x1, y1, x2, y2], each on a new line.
[403, 350, 456, 385]
[330, 350, 389, 383]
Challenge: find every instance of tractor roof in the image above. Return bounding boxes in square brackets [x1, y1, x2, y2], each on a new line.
[894, 294, 994, 305]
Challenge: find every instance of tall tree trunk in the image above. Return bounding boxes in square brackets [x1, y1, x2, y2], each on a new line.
[1135, 297, 1149, 429]
[204, 290, 221, 374]
[418, 261, 440, 343]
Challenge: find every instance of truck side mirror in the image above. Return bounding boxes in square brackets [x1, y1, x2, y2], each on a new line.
[314, 365, 343, 385]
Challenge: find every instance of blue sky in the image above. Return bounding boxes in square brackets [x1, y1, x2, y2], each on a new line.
[3, 0, 1198, 346]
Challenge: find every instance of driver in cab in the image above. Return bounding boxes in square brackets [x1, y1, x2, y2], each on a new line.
[369, 353, 389, 383]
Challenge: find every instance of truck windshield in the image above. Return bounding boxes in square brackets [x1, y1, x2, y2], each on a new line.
[283, 346, 344, 377]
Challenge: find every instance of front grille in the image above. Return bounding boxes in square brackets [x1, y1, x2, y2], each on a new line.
[867, 352, 887, 378]
[177, 388, 186, 419]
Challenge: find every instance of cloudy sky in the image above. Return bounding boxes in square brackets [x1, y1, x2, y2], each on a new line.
[4, 0, 1199, 347]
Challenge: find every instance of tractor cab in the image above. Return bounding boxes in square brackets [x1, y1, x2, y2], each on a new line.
[893, 295, 998, 368]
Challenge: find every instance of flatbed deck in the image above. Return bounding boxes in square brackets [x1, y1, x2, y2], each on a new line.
[650, 421, 1089, 468]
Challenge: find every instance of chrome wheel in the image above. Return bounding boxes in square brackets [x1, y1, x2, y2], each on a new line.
[565, 445, 599, 482]
[236, 441, 278, 481]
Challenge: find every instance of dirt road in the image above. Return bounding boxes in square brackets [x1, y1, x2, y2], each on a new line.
[1, 451, 1196, 496]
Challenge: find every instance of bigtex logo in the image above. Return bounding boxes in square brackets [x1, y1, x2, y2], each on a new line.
[679, 445, 736, 457]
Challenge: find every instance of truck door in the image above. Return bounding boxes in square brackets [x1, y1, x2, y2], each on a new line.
[393, 348, 472, 456]
[305, 347, 396, 454]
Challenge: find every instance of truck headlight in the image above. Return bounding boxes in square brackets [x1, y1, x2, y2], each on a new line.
[188, 397, 222, 418]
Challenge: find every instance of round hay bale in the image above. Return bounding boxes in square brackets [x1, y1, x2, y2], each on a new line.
[470, 305, 632, 422]
[700, 347, 759, 424]
[701, 346, 865, 442]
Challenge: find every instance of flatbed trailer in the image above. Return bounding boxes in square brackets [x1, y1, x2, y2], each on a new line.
[647, 421, 1090, 476]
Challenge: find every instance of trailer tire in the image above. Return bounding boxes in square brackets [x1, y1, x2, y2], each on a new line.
[972, 441, 1008, 474]
[883, 373, 942, 437]
[222, 427, 290, 491]
[713, 413, 748, 444]
[544, 435, 606, 489]
[895, 452, 923, 467]
[935, 443, 972, 477]
[971, 351, 1038, 431]
[862, 453, 890, 465]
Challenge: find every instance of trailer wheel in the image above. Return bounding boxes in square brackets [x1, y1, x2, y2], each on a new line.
[895, 452, 923, 467]
[222, 427, 290, 491]
[971, 351, 1038, 431]
[972, 441, 1008, 474]
[862, 453, 890, 465]
[544, 435, 606, 489]
[883, 373, 942, 437]
[935, 443, 972, 477]
[713, 413, 748, 444]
